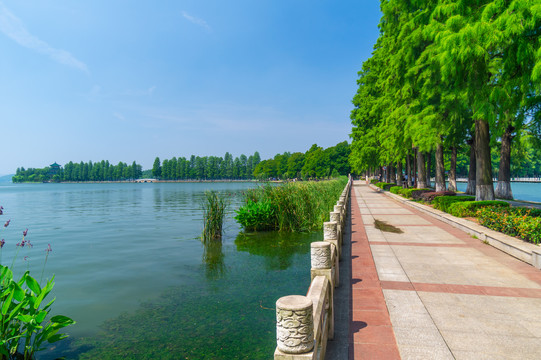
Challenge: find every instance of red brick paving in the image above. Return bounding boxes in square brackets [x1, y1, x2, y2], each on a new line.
[349, 188, 400, 360]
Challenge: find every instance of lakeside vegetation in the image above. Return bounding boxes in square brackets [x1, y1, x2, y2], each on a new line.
[235, 177, 348, 232]
[350, 1, 541, 201]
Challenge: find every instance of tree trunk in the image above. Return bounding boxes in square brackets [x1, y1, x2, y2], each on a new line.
[379, 166, 383, 182]
[390, 165, 396, 184]
[385, 164, 391, 183]
[495, 125, 514, 199]
[396, 161, 403, 186]
[417, 151, 427, 188]
[426, 152, 432, 187]
[475, 120, 495, 200]
[448, 146, 457, 192]
[435, 142, 446, 192]
[413, 149, 418, 187]
[406, 154, 412, 187]
[465, 137, 476, 195]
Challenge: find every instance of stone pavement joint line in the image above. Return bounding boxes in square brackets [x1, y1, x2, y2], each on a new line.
[350, 182, 541, 360]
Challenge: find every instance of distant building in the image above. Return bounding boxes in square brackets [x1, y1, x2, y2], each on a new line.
[49, 162, 61, 175]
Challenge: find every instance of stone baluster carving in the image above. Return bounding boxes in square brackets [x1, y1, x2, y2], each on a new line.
[276, 295, 314, 354]
[311, 241, 331, 270]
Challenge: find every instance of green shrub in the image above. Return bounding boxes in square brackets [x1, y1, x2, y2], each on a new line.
[448, 200, 510, 217]
[389, 186, 402, 194]
[370, 179, 379, 184]
[400, 188, 431, 199]
[397, 188, 410, 196]
[476, 206, 541, 244]
[234, 200, 276, 231]
[432, 195, 475, 212]
[375, 182, 395, 190]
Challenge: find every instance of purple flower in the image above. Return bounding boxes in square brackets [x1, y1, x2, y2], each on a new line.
[23, 256, 28, 261]
[46, 244, 52, 253]
[23, 229, 28, 237]
[0, 239, 4, 248]
[4, 219, 10, 228]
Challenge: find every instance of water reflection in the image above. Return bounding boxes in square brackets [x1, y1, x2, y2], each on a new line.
[202, 238, 226, 280]
[235, 231, 316, 271]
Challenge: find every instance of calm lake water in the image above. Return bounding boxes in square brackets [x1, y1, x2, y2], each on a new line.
[454, 182, 541, 203]
[0, 182, 317, 359]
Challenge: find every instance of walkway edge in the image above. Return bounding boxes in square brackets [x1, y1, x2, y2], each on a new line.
[368, 185, 541, 270]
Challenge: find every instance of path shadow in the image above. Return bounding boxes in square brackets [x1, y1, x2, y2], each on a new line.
[351, 321, 368, 333]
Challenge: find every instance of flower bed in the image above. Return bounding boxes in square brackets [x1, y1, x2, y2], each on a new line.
[477, 206, 541, 244]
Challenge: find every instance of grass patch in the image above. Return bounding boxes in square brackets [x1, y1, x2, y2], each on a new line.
[235, 177, 348, 232]
[202, 190, 228, 240]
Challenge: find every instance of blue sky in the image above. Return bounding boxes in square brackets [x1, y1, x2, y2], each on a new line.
[0, 1, 381, 175]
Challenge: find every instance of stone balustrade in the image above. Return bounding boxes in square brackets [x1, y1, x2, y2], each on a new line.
[274, 176, 352, 360]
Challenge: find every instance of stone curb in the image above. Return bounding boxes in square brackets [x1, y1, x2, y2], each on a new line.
[367, 184, 541, 270]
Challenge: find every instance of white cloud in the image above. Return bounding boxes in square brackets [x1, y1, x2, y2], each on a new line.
[113, 112, 126, 122]
[182, 11, 211, 32]
[0, 3, 89, 74]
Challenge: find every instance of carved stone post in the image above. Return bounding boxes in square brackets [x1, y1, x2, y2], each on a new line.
[330, 211, 342, 244]
[276, 295, 314, 354]
[311, 241, 332, 270]
[324, 221, 340, 266]
[337, 200, 345, 228]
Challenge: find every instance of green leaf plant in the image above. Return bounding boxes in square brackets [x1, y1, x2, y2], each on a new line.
[0, 209, 74, 359]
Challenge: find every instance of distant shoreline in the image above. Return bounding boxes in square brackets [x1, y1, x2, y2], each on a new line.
[11, 179, 280, 184]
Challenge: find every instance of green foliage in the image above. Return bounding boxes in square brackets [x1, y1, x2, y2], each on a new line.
[432, 195, 476, 212]
[236, 178, 348, 232]
[389, 186, 402, 194]
[0, 266, 75, 359]
[375, 182, 395, 190]
[448, 200, 510, 218]
[348, 0, 541, 192]
[201, 191, 228, 241]
[13, 160, 143, 183]
[234, 200, 276, 232]
[477, 206, 541, 244]
[400, 188, 432, 199]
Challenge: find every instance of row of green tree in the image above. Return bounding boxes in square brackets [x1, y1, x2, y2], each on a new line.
[12, 142, 351, 183]
[12, 161, 143, 183]
[253, 141, 351, 180]
[350, 1, 541, 200]
[151, 142, 351, 181]
[151, 152, 261, 180]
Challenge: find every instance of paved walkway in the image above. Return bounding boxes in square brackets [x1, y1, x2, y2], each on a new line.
[349, 182, 541, 360]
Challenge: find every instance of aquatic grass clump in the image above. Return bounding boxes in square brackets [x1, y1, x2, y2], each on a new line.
[201, 190, 228, 241]
[236, 177, 348, 232]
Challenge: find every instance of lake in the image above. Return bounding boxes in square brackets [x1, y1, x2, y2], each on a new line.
[453, 182, 541, 203]
[0, 182, 317, 359]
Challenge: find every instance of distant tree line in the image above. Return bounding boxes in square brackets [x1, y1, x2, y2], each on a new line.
[12, 141, 351, 183]
[12, 161, 143, 183]
[253, 141, 351, 180]
[151, 152, 261, 180]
